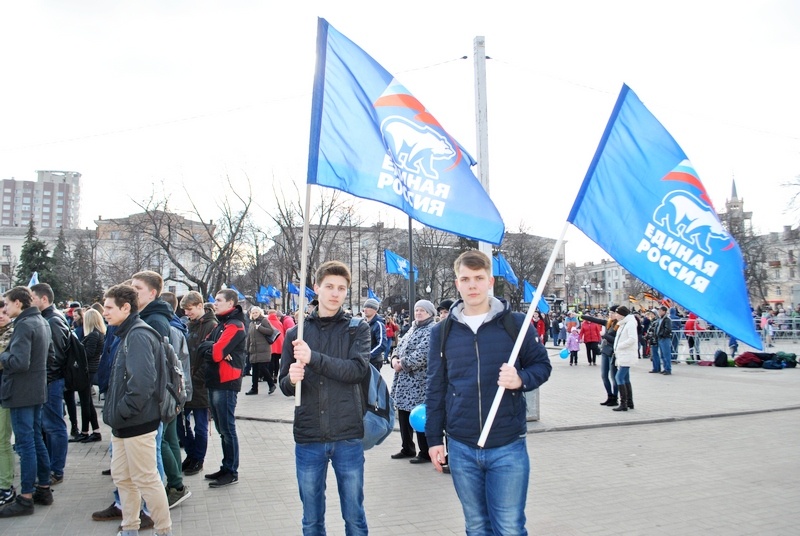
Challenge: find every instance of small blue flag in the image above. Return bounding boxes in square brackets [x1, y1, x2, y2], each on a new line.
[568, 84, 760, 349]
[523, 281, 550, 314]
[367, 288, 381, 302]
[307, 18, 505, 245]
[492, 254, 519, 287]
[28, 271, 39, 287]
[304, 286, 316, 301]
[208, 294, 216, 304]
[227, 284, 246, 301]
[384, 249, 418, 280]
[287, 282, 301, 295]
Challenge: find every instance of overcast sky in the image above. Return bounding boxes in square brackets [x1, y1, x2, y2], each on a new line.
[1, 0, 798, 265]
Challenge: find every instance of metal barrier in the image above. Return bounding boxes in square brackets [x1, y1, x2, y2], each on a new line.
[644, 327, 796, 362]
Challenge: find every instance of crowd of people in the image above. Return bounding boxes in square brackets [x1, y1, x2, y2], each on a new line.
[6, 248, 777, 533]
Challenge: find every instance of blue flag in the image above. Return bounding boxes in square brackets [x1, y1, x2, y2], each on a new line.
[307, 18, 505, 245]
[28, 271, 39, 287]
[287, 282, 300, 295]
[367, 288, 381, 302]
[492, 254, 519, 287]
[523, 281, 550, 314]
[227, 284, 246, 301]
[256, 285, 269, 303]
[207, 294, 216, 304]
[268, 285, 281, 299]
[305, 286, 316, 301]
[384, 249, 418, 280]
[568, 84, 760, 349]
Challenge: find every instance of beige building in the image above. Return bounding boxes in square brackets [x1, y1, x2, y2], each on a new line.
[1, 171, 81, 230]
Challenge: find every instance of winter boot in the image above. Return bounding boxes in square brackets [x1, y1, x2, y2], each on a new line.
[600, 395, 617, 406]
[612, 384, 628, 412]
[626, 383, 634, 409]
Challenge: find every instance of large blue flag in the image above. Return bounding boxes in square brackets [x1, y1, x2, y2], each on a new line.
[287, 282, 301, 295]
[568, 84, 760, 349]
[384, 249, 418, 280]
[492, 254, 519, 287]
[523, 281, 550, 314]
[307, 18, 505, 245]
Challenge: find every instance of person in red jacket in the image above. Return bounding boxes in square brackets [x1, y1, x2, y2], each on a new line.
[684, 312, 705, 362]
[579, 319, 602, 366]
[266, 309, 285, 383]
[531, 311, 546, 344]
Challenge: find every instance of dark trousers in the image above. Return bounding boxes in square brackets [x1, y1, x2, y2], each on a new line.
[64, 389, 78, 432]
[585, 341, 600, 364]
[397, 409, 429, 459]
[77, 383, 99, 432]
[250, 362, 274, 391]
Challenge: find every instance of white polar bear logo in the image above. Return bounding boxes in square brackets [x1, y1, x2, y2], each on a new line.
[653, 190, 730, 254]
[381, 117, 455, 180]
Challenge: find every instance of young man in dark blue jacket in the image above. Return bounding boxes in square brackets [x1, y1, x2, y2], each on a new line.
[362, 298, 385, 370]
[426, 250, 552, 535]
[280, 261, 371, 535]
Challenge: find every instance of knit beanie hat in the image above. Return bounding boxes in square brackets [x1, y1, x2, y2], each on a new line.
[363, 298, 380, 311]
[616, 305, 631, 317]
[414, 299, 436, 317]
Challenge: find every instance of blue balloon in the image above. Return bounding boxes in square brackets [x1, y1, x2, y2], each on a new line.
[409, 404, 426, 433]
[559, 348, 569, 359]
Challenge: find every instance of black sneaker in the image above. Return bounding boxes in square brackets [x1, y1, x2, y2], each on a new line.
[32, 486, 53, 505]
[92, 502, 123, 521]
[204, 469, 226, 480]
[0, 487, 15, 506]
[185, 460, 204, 476]
[208, 473, 238, 488]
[0, 495, 34, 517]
[181, 457, 194, 472]
[80, 432, 102, 442]
[268, 384, 276, 395]
[50, 472, 64, 485]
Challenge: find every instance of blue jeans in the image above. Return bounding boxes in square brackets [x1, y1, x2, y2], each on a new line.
[209, 389, 238, 474]
[658, 338, 673, 373]
[448, 437, 529, 536]
[615, 366, 631, 385]
[670, 332, 680, 361]
[295, 439, 368, 536]
[181, 408, 209, 462]
[9, 405, 51, 494]
[600, 353, 617, 396]
[42, 378, 68, 476]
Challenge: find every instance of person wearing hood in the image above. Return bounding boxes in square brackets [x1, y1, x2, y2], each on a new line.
[197, 289, 246, 488]
[611, 306, 638, 412]
[426, 250, 552, 534]
[132, 272, 191, 508]
[362, 298, 386, 370]
[390, 299, 436, 464]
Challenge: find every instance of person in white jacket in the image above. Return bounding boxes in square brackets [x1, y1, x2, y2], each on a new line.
[611, 306, 638, 412]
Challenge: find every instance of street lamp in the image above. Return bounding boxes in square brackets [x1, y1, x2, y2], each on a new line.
[425, 284, 431, 298]
[581, 280, 590, 309]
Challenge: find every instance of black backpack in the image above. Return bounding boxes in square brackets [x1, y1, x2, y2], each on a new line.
[63, 330, 90, 391]
[126, 325, 186, 423]
[348, 317, 395, 450]
[713, 349, 728, 367]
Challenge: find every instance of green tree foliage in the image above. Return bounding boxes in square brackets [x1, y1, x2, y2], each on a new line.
[14, 221, 61, 296]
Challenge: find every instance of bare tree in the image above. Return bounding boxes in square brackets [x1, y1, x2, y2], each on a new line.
[496, 226, 552, 310]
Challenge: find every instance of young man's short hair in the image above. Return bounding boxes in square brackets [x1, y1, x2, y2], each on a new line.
[104, 284, 139, 315]
[160, 291, 178, 312]
[216, 288, 239, 304]
[30, 282, 55, 304]
[314, 260, 351, 286]
[4, 286, 33, 309]
[180, 291, 204, 309]
[131, 270, 164, 295]
[453, 250, 492, 275]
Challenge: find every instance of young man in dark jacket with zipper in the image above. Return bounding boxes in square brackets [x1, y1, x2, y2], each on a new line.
[426, 250, 551, 535]
[179, 292, 217, 476]
[196, 288, 246, 488]
[0, 287, 53, 516]
[29, 283, 69, 485]
[101, 284, 172, 536]
[279, 261, 371, 535]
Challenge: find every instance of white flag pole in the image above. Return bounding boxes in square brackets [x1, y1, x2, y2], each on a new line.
[294, 184, 313, 407]
[477, 221, 570, 447]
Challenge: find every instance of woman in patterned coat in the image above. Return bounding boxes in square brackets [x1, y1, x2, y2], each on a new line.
[389, 299, 436, 464]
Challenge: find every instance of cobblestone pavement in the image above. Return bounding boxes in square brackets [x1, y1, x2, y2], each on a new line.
[1, 341, 798, 535]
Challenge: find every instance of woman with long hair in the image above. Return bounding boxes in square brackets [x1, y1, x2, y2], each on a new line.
[582, 305, 619, 406]
[70, 308, 106, 442]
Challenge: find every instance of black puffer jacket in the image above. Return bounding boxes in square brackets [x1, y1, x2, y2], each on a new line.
[185, 309, 217, 409]
[41, 305, 69, 383]
[279, 309, 370, 444]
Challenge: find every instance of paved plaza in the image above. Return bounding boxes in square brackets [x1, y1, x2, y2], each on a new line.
[1, 340, 798, 535]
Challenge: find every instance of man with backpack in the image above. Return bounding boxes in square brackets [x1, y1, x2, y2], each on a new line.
[132, 272, 191, 508]
[101, 284, 173, 536]
[426, 250, 552, 535]
[30, 283, 70, 486]
[279, 260, 371, 535]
